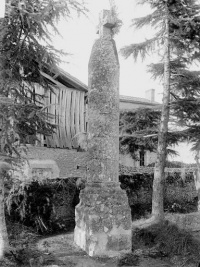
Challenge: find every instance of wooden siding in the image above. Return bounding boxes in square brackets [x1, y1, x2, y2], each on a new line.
[35, 84, 86, 149]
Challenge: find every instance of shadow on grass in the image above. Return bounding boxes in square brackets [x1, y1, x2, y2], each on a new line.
[132, 220, 200, 265]
[117, 253, 139, 266]
[117, 220, 200, 267]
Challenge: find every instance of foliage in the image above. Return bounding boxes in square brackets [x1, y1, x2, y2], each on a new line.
[119, 109, 181, 159]
[6, 178, 78, 234]
[121, 1, 170, 223]
[120, 109, 160, 158]
[121, 0, 200, 60]
[120, 0, 200, 147]
[110, 1, 123, 36]
[145, 0, 200, 151]
[120, 170, 197, 219]
[120, 174, 153, 193]
[117, 253, 139, 266]
[120, 0, 200, 220]
[6, 180, 55, 233]
[133, 221, 200, 264]
[3, 220, 61, 266]
[0, 0, 87, 156]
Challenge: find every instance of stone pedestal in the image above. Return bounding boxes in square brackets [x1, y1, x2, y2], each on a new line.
[74, 183, 132, 257]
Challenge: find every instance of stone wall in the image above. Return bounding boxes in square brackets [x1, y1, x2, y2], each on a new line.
[12, 146, 88, 181]
[10, 146, 200, 234]
[27, 147, 89, 178]
[12, 146, 156, 182]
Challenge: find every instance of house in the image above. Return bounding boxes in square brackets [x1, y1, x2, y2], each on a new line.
[35, 70, 158, 149]
[119, 90, 159, 168]
[119, 89, 158, 110]
[15, 69, 159, 182]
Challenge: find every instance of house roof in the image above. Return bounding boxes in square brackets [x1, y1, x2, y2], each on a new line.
[119, 95, 158, 105]
[56, 68, 88, 92]
[49, 68, 160, 105]
[43, 67, 88, 92]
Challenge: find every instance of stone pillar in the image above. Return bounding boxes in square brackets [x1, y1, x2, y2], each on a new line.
[74, 9, 132, 257]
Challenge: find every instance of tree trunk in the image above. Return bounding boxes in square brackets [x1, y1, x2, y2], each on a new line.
[0, 16, 10, 258]
[152, 5, 170, 222]
[0, 162, 11, 259]
[194, 152, 200, 211]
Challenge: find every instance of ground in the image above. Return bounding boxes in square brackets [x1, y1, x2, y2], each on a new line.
[3, 217, 200, 266]
[2, 227, 199, 266]
[34, 232, 180, 267]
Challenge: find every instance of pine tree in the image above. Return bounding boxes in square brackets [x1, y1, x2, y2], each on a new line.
[120, 0, 200, 222]
[119, 108, 180, 161]
[121, 0, 171, 223]
[148, 1, 200, 209]
[0, 0, 87, 156]
[0, 0, 87, 257]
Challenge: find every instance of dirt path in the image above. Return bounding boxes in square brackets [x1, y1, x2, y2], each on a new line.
[36, 232, 174, 267]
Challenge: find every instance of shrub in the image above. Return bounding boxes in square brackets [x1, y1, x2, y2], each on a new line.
[133, 220, 200, 264]
[6, 178, 79, 234]
[120, 172, 197, 220]
[117, 253, 139, 266]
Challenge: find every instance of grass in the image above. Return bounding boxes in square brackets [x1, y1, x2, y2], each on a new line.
[3, 221, 42, 266]
[4, 217, 200, 266]
[117, 253, 139, 266]
[132, 220, 200, 265]
[1, 220, 57, 266]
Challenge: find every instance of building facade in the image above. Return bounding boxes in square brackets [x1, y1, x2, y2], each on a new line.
[14, 70, 159, 181]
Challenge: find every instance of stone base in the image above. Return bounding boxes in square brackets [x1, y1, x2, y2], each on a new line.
[74, 183, 132, 257]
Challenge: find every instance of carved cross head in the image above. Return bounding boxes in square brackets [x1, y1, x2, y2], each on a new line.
[96, 9, 116, 39]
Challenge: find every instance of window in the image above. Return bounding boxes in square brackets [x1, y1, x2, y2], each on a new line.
[139, 151, 145, 166]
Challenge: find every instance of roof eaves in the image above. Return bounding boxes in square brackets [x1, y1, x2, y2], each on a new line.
[57, 68, 88, 92]
[120, 98, 159, 106]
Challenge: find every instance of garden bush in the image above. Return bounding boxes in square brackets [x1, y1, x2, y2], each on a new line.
[6, 178, 80, 234]
[5, 169, 198, 232]
[119, 172, 198, 220]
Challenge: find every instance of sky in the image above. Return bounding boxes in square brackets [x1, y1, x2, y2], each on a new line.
[53, 0, 163, 102]
[1, 0, 195, 163]
[51, 0, 195, 163]
[0, 0, 5, 18]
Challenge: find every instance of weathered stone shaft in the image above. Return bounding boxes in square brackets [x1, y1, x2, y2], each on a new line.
[74, 10, 132, 257]
[88, 34, 119, 183]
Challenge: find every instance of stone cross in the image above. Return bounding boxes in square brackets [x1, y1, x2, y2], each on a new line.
[97, 9, 116, 39]
[74, 8, 132, 257]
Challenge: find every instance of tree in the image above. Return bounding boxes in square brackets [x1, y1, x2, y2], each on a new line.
[121, 0, 200, 222]
[121, 0, 171, 222]
[0, 0, 87, 155]
[120, 108, 160, 160]
[148, 1, 200, 210]
[119, 108, 180, 161]
[0, 0, 87, 257]
[0, 162, 10, 258]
